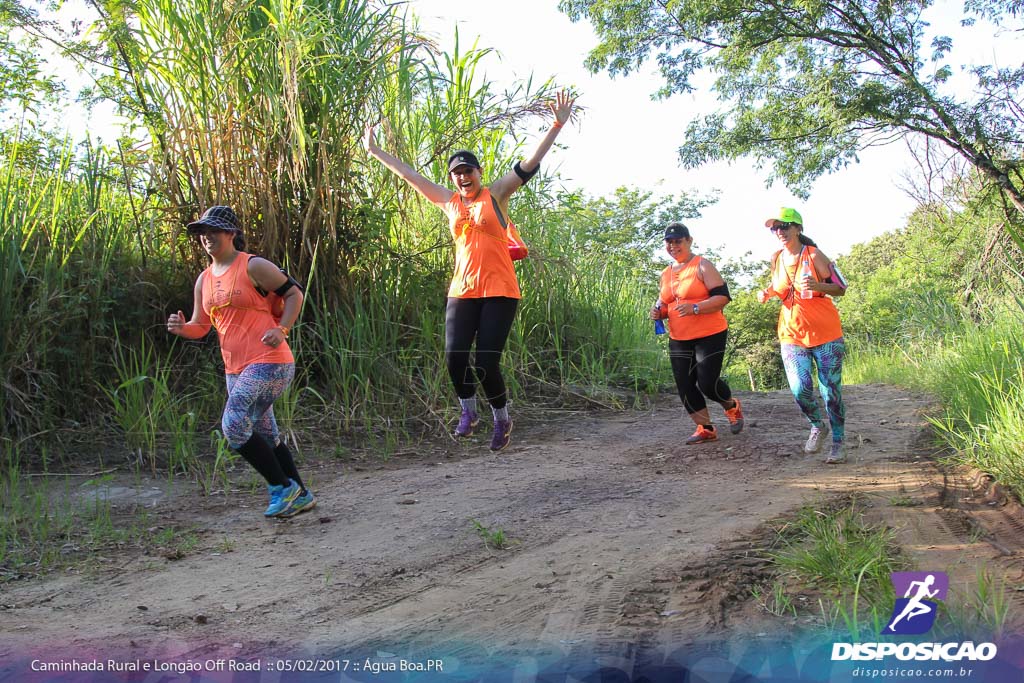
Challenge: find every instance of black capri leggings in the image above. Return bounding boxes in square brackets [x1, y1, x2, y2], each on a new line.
[668, 329, 733, 415]
[445, 296, 519, 409]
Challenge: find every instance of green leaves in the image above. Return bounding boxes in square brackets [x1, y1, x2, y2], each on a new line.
[562, 0, 1024, 217]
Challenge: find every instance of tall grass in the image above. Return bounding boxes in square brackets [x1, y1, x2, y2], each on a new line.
[847, 308, 1024, 497]
[2, 0, 670, 469]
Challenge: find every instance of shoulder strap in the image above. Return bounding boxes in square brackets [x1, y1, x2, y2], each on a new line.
[490, 193, 508, 230]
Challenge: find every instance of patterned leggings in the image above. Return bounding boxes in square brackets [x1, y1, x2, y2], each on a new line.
[223, 363, 295, 449]
[781, 339, 845, 443]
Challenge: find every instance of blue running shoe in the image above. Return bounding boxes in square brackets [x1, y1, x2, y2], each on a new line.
[264, 480, 300, 517]
[263, 484, 284, 517]
[278, 490, 317, 518]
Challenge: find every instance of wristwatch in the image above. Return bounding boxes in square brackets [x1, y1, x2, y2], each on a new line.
[692, 304, 700, 315]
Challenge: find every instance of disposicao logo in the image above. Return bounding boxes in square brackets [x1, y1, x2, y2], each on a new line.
[884, 571, 948, 635]
[831, 571, 998, 662]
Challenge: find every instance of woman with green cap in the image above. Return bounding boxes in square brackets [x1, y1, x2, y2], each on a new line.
[758, 207, 849, 463]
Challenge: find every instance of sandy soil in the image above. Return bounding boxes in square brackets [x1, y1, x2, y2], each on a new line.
[3, 384, 1024, 676]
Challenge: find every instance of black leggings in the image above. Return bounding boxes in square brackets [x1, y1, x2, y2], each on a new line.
[668, 329, 733, 415]
[445, 296, 519, 409]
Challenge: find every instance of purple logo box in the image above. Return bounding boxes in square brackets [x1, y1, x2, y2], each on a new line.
[890, 571, 949, 600]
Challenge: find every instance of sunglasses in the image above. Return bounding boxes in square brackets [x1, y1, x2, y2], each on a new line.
[769, 222, 796, 233]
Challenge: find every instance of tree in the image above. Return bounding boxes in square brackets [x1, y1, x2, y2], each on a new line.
[559, 0, 1024, 229]
[0, 0, 63, 122]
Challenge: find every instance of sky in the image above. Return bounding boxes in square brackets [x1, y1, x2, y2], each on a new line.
[409, 0, 1016, 263]
[53, 0, 1019, 263]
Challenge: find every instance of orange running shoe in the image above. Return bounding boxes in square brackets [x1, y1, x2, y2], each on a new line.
[724, 398, 744, 434]
[685, 424, 718, 445]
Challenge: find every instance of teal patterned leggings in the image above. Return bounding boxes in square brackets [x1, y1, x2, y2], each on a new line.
[781, 339, 845, 443]
[223, 363, 295, 449]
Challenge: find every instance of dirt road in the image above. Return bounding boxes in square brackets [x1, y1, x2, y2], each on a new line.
[4, 385, 1024, 679]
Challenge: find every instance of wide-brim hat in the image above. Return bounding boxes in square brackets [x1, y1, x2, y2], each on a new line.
[186, 206, 242, 234]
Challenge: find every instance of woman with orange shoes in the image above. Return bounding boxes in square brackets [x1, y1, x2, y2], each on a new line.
[650, 223, 744, 444]
[758, 207, 849, 464]
[363, 91, 575, 452]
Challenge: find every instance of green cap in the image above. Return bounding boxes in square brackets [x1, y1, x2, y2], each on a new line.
[765, 207, 803, 227]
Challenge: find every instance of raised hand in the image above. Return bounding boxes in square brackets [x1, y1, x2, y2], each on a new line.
[363, 123, 380, 155]
[549, 90, 575, 126]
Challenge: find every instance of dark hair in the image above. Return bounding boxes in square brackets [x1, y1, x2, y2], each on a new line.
[232, 232, 246, 251]
[447, 150, 482, 172]
[797, 232, 817, 247]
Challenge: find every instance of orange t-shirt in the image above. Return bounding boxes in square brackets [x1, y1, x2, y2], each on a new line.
[659, 256, 728, 341]
[201, 253, 294, 374]
[443, 189, 521, 299]
[770, 246, 844, 347]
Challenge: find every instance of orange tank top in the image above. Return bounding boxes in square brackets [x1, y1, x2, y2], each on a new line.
[443, 189, 521, 299]
[201, 252, 294, 374]
[770, 246, 844, 347]
[659, 256, 728, 341]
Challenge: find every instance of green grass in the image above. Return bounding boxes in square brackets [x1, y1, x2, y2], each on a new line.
[769, 500, 906, 639]
[751, 580, 798, 617]
[847, 317, 1024, 499]
[944, 568, 1012, 639]
[0, 447, 200, 579]
[471, 519, 514, 550]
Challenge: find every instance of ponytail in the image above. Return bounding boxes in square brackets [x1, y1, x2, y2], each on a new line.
[232, 232, 247, 251]
[797, 232, 817, 247]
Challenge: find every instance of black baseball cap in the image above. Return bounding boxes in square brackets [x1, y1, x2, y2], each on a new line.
[447, 150, 481, 172]
[664, 223, 691, 240]
[186, 206, 242, 235]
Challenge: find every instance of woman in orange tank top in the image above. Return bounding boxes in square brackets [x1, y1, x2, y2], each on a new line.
[364, 91, 575, 452]
[650, 223, 745, 445]
[757, 207, 849, 464]
[166, 206, 315, 518]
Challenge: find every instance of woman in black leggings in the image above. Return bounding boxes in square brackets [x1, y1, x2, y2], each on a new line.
[364, 92, 575, 450]
[650, 223, 745, 444]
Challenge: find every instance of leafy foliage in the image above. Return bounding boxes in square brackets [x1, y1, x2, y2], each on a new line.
[560, 0, 1024, 221]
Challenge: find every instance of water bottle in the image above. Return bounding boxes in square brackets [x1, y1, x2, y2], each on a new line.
[800, 257, 814, 299]
[653, 300, 667, 334]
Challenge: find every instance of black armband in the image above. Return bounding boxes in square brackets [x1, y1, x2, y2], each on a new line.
[274, 276, 300, 297]
[708, 283, 732, 301]
[514, 161, 538, 184]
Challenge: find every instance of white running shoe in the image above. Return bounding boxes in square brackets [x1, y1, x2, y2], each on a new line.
[804, 423, 830, 454]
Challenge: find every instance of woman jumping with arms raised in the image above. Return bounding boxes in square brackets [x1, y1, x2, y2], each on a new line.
[364, 91, 574, 451]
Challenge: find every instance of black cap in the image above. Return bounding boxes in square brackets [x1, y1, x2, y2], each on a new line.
[186, 206, 242, 235]
[447, 150, 481, 173]
[664, 222, 691, 240]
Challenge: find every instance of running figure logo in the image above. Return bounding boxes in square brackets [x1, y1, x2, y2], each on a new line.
[884, 571, 949, 635]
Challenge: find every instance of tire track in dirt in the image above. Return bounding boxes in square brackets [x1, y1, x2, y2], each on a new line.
[1, 384, 968, 663]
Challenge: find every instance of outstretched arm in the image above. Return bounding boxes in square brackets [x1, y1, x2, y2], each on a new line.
[363, 124, 453, 206]
[490, 90, 575, 202]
